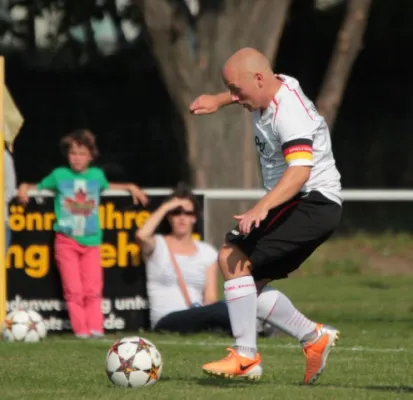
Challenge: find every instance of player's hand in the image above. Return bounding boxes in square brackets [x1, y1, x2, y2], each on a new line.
[189, 95, 220, 115]
[233, 205, 269, 235]
[128, 185, 149, 206]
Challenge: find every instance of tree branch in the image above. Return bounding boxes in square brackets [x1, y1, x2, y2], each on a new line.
[316, 0, 373, 131]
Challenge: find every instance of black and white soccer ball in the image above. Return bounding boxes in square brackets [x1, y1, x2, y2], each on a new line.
[1, 309, 47, 342]
[106, 336, 163, 388]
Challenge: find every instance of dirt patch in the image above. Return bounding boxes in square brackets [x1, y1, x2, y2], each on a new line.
[367, 254, 413, 275]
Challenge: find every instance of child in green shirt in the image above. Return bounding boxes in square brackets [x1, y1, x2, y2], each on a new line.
[18, 129, 148, 338]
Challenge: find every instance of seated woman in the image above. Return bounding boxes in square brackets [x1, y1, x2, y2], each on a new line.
[136, 183, 231, 334]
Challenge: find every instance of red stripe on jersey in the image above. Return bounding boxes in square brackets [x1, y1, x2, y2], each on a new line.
[283, 144, 313, 156]
[281, 83, 314, 121]
[263, 200, 301, 234]
[272, 97, 279, 122]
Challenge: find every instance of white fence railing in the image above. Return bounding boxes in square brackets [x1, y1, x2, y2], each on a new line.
[27, 189, 413, 243]
[28, 188, 413, 201]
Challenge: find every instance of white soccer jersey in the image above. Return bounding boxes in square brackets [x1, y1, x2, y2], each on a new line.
[252, 74, 343, 205]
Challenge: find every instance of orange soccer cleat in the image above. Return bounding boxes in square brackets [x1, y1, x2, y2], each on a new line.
[302, 324, 340, 384]
[202, 348, 263, 380]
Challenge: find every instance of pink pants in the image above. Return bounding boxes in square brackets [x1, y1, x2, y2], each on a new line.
[54, 233, 104, 335]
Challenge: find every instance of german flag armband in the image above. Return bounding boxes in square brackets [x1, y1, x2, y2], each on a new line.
[281, 139, 313, 166]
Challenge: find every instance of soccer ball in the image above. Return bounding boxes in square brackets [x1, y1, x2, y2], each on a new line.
[106, 336, 163, 388]
[1, 309, 47, 342]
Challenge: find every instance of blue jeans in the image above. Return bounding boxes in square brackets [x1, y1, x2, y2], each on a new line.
[5, 222, 11, 250]
[154, 301, 232, 334]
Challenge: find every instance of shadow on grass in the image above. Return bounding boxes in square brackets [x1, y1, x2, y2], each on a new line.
[357, 385, 413, 394]
[315, 384, 413, 394]
[161, 376, 413, 394]
[160, 375, 262, 388]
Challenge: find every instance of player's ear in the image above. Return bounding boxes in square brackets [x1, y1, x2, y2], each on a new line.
[255, 72, 264, 88]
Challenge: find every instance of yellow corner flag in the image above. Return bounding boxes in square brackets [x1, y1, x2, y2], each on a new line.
[1, 60, 25, 327]
[4, 84, 24, 151]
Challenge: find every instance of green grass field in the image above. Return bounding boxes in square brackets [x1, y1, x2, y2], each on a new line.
[1, 276, 413, 400]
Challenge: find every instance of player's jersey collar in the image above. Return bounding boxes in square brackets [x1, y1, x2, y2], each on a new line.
[256, 97, 278, 124]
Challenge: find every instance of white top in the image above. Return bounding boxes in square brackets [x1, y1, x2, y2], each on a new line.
[252, 74, 342, 205]
[5, 149, 17, 222]
[145, 235, 218, 328]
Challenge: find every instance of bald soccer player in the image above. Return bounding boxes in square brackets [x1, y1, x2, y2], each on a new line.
[190, 48, 343, 384]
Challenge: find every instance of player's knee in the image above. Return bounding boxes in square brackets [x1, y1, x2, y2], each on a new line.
[217, 244, 232, 273]
[256, 286, 280, 320]
[254, 278, 271, 295]
[218, 242, 251, 279]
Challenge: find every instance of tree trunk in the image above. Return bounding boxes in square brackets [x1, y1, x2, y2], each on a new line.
[183, 105, 255, 188]
[316, 0, 372, 131]
[143, 0, 291, 188]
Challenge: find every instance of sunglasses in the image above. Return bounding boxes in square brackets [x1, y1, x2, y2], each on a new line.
[169, 207, 196, 217]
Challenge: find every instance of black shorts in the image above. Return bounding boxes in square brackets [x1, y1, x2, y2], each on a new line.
[225, 191, 342, 281]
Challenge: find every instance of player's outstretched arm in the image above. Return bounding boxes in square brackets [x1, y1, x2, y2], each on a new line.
[189, 92, 234, 115]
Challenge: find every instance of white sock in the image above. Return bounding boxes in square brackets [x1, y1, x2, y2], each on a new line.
[224, 276, 257, 358]
[257, 286, 316, 342]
